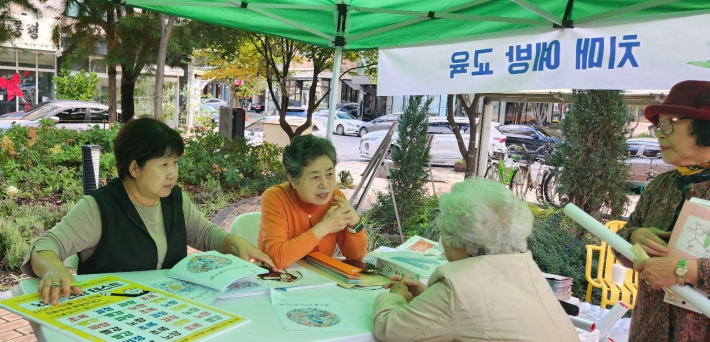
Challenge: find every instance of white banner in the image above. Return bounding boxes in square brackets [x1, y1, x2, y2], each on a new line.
[377, 12, 710, 96]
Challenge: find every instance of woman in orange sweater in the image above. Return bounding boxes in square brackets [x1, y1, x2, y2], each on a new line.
[258, 135, 368, 269]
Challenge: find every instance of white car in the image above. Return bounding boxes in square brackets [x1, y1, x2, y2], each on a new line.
[0, 101, 116, 132]
[315, 110, 365, 136]
[201, 98, 229, 110]
[359, 117, 507, 165]
[244, 116, 326, 146]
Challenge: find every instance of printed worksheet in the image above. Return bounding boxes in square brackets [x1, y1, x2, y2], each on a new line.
[270, 290, 355, 332]
[0, 276, 248, 342]
[147, 279, 225, 305]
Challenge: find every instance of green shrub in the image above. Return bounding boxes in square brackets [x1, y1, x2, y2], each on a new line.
[53, 69, 100, 101]
[179, 129, 286, 196]
[0, 202, 72, 271]
[0, 123, 118, 199]
[336, 170, 354, 189]
[528, 205, 598, 299]
[0, 220, 28, 270]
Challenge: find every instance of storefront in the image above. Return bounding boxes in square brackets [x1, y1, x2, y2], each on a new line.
[0, 14, 57, 115]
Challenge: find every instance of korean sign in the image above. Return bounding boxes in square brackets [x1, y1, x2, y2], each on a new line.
[377, 12, 710, 96]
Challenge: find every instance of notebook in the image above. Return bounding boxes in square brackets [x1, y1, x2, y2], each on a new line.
[168, 251, 268, 292]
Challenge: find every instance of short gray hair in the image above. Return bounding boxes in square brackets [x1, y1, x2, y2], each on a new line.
[437, 178, 533, 256]
[282, 134, 337, 181]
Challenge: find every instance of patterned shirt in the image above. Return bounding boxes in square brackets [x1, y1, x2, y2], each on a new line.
[614, 170, 710, 342]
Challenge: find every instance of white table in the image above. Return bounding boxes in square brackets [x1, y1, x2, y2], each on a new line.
[15, 270, 384, 342]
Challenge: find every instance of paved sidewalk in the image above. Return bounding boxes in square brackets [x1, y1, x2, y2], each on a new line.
[0, 308, 35, 342]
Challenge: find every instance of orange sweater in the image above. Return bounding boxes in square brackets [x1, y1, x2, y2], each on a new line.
[258, 182, 368, 269]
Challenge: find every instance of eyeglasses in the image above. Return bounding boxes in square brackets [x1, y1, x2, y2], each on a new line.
[650, 117, 690, 136]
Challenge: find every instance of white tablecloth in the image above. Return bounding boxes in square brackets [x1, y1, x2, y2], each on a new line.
[15, 269, 384, 342]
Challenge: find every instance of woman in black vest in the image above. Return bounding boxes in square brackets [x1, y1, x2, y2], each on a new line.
[22, 117, 275, 305]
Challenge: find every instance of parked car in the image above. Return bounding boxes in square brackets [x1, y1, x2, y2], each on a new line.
[201, 98, 229, 110]
[268, 107, 308, 118]
[315, 110, 365, 136]
[359, 117, 507, 165]
[336, 102, 359, 117]
[626, 137, 661, 158]
[624, 137, 672, 189]
[0, 100, 73, 119]
[252, 102, 265, 113]
[496, 124, 562, 159]
[357, 112, 402, 137]
[626, 156, 674, 189]
[0, 101, 114, 132]
[198, 103, 219, 123]
[244, 116, 326, 146]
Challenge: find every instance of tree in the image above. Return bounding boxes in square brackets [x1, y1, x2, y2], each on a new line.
[549, 90, 630, 218]
[153, 14, 175, 120]
[56, 2, 210, 123]
[390, 96, 433, 222]
[445, 94, 480, 177]
[55, 1, 121, 122]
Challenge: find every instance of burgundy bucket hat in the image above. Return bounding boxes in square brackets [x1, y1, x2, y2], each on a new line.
[644, 80, 710, 126]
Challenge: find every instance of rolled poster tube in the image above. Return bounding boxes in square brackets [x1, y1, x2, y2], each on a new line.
[569, 315, 595, 332]
[564, 204, 710, 318]
[596, 301, 628, 340]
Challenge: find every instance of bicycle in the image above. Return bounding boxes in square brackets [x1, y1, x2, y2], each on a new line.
[508, 145, 551, 201]
[484, 145, 524, 190]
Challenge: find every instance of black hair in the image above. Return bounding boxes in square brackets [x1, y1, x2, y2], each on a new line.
[689, 119, 710, 147]
[113, 117, 185, 180]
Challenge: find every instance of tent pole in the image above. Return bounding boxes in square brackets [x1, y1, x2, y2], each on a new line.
[326, 46, 343, 141]
[477, 102, 493, 177]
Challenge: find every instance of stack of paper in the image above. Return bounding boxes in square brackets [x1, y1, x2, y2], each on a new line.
[168, 251, 268, 292]
[305, 252, 362, 284]
[543, 272, 573, 301]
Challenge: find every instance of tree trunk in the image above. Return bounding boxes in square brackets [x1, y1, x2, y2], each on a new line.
[120, 73, 137, 123]
[154, 14, 176, 121]
[107, 65, 117, 123]
[106, 8, 118, 123]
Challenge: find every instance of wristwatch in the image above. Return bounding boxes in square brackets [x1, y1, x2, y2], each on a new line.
[676, 259, 688, 286]
[348, 220, 364, 234]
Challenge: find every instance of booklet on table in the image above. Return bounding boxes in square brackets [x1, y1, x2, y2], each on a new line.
[168, 251, 268, 292]
[219, 263, 337, 299]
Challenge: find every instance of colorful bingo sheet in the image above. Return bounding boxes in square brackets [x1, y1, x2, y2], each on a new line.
[0, 276, 248, 342]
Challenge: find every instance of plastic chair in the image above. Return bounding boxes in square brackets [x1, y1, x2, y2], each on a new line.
[584, 220, 638, 309]
[231, 212, 261, 247]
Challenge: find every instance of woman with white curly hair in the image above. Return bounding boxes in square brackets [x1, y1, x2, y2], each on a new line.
[371, 178, 577, 342]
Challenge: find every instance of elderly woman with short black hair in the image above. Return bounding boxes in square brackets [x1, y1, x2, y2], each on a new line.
[23, 117, 274, 305]
[372, 178, 577, 342]
[258, 134, 367, 270]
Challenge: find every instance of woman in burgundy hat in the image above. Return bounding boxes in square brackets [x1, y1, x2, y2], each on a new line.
[612, 80, 710, 342]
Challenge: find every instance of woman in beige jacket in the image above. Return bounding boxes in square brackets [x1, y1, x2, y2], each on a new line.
[372, 178, 577, 342]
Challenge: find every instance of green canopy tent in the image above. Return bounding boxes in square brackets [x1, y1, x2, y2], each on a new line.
[110, 0, 710, 139]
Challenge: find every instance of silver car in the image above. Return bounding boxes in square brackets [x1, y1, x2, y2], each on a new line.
[201, 98, 229, 110]
[0, 101, 114, 131]
[357, 113, 402, 137]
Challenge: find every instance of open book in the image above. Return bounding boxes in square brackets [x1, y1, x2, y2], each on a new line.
[219, 263, 337, 299]
[664, 197, 710, 312]
[168, 251, 268, 292]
